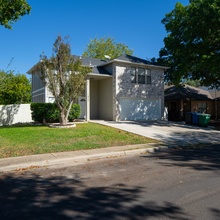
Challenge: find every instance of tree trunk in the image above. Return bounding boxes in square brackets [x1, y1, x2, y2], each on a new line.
[59, 110, 67, 125]
[65, 101, 73, 123]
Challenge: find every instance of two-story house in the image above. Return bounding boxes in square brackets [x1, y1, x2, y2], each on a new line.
[27, 54, 169, 121]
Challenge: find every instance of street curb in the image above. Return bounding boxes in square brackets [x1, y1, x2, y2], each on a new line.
[1, 142, 219, 172]
[0, 145, 174, 172]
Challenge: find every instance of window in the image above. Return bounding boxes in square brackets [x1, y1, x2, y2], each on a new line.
[138, 68, 145, 84]
[198, 102, 207, 113]
[131, 67, 152, 84]
[131, 67, 136, 83]
[147, 69, 151, 84]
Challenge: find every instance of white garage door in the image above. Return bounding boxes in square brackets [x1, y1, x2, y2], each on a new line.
[119, 98, 161, 121]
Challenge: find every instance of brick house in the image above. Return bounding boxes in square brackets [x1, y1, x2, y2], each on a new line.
[165, 84, 220, 121]
[27, 54, 169, 121]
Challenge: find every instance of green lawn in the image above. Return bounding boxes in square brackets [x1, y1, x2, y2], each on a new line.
[0, 123, 158, 158]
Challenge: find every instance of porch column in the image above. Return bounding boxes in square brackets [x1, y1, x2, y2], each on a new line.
[180, 100, 184, 119]
[85, 78, 90, 121]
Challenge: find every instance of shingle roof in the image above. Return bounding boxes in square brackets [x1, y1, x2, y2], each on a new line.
[72, 55, 110, 75]
[164, 84, 213, 101]
[27, 54, 169, 74]
[114, 54, 168, 68]
[209, 90, 220, 100]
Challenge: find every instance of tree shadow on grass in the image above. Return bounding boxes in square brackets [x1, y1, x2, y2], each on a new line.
[143, 144, 220, 172]
[0, 174, 189, 220]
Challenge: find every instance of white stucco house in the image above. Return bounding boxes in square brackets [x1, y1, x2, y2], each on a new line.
[27, 54, 169, 121]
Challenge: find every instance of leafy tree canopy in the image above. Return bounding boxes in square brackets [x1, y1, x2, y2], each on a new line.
[0, 0, 31, 29]
[182, 79, 201, 87]
[37, 35, 91, 125]
[82, 36, 134, 60]
[159, 0, 220, 89]
[0, 70, 31, 104]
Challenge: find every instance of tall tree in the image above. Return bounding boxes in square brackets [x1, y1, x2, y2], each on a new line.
[159, 0, 220, 89]
[183, 79, 201, 87]
[0, 0, 31, 29]
[82, 36, 134, 60]
[37, 35, 91, 125]
[0, 70, 31, 104]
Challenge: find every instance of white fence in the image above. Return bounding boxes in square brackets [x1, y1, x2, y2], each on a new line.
[0, 104, 33, 126]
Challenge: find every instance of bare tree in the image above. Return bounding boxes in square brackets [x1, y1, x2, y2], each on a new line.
[37, 35, 91, 125]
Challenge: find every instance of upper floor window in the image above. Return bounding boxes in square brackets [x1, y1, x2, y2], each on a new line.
[147, 69, 151, 84]
[131, 67, 152, 85]
[131, 67, 136, 83]
[138, 68, 145, 84]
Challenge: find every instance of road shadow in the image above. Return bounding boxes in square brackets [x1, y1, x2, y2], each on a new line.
[143, 144, 220, 172]
[209, 208, 220, 219]
[0, 173, 189, 220]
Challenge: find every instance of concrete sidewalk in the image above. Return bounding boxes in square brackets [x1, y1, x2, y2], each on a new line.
[0, 143, 165, 172]
[1, 139, 216, 172]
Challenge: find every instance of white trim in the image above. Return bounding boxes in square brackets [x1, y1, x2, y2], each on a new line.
[45, 87, 47, 103]
[32, 92, 45, 98]
[88, 73, 112, 77]
[85, 79, 90, 121]
[27, 61, 41, 74]
[32, 87, 45, 94]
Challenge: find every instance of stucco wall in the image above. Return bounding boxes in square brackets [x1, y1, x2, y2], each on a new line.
[90, 80, 99, 119]
[98, 78, 113, 120]
[0, 104, 33, 126]
[112, 62, 164, 121]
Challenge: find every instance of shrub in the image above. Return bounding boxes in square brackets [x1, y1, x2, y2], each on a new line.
[31, 103, 81, 123]
[68, 103, 81, 121]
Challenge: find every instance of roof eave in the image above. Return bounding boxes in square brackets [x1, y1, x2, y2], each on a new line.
[26, 61, 41, 74]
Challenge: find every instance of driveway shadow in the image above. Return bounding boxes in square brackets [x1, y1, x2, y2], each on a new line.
[98, 120, 214, 131]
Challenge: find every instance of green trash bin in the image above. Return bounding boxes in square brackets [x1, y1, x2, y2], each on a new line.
[198, 114, 211, 127]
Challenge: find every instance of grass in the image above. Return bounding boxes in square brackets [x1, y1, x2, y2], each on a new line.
[0, 123, 159, 158]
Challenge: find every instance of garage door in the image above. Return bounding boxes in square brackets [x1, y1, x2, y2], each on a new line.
[119, 98, 161, 121]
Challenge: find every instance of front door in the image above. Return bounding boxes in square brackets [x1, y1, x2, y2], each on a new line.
[169, 101, 178, 121]
[79, 97, 86, 119]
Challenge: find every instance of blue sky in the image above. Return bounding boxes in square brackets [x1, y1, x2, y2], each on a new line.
[0, 0, 189, 79]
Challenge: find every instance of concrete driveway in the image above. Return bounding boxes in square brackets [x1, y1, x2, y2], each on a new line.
[91, 120, 220, 144]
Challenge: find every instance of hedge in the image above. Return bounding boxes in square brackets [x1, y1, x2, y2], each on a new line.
[30, 103, 81, 123]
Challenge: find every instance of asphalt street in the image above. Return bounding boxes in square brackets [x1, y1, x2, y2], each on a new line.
[0, 144, 220, 220]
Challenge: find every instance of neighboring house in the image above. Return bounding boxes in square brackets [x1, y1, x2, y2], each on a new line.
[164, 84, 220, 121]
[27, 54, 169, 121]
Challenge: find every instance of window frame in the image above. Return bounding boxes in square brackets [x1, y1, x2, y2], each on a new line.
[130, 67, 136, 83]
[130, 67, 152, 85]
[146, 69, 151, 85]
[137, 67, 145, 84]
